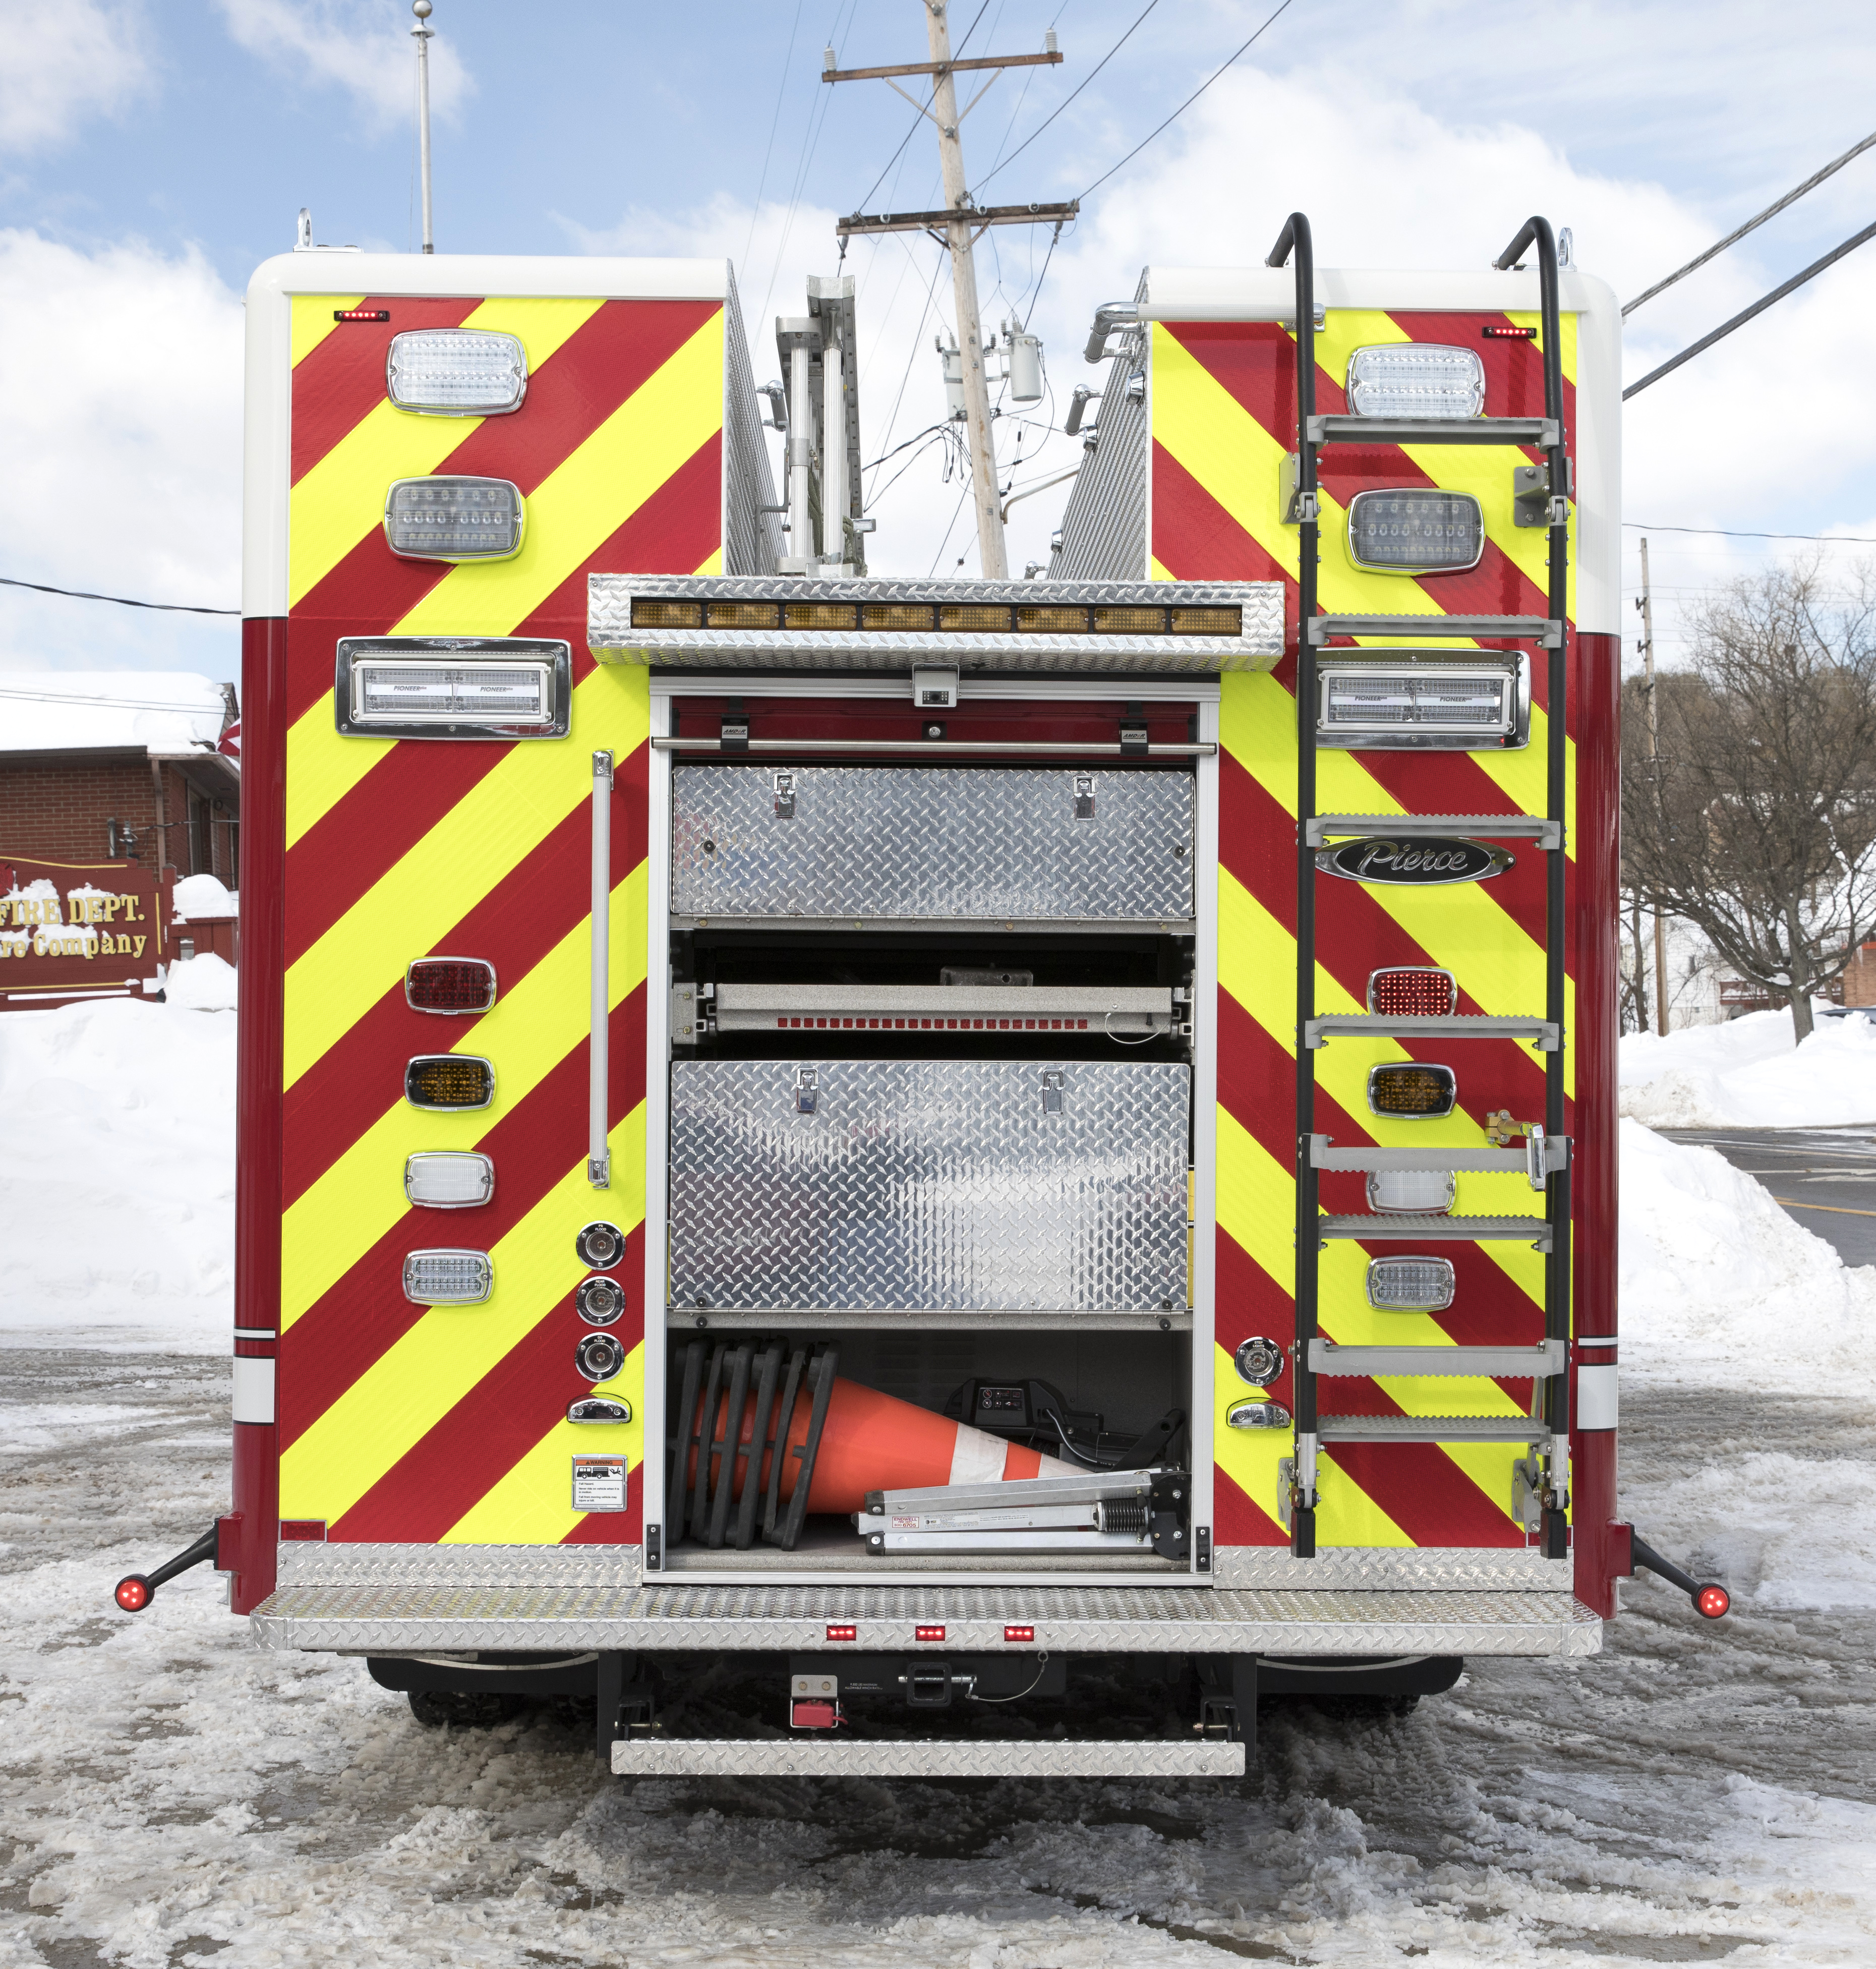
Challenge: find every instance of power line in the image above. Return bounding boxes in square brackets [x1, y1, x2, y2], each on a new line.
[1623, 124, 1876, 316]
[742, 1, 806, 274]
[845, 0, 991, 218]
[1, 574, 237, 617]
[1624, 215, 1876, 400]
[1624, 522, 1876, 544]
[1076, 0, 1296, 202]
[0, 684, 230, 714]
[975, 1, 1158, 196]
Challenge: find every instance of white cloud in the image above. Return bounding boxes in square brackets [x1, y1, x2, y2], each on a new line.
[0, 229, 241, 677]
[0, 0, 152, 155]
[213, 0, 474, 128]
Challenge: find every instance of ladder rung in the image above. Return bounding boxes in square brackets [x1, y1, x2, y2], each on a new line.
[1317, 1214, 1553, 1250]
[1317, 1414, 1554, 1443]
[1305, 1013, 1559, 1051]
[1305, 813, 1563, 849]
[1309, 614, 1562, 648]
[1307, 413, 1561, 450]
[1309, 1135, 1570, 1175]
[1309, 1340, 1567, 1379]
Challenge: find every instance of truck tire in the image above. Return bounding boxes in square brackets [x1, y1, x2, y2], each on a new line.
[407, 1689, 526, 1729]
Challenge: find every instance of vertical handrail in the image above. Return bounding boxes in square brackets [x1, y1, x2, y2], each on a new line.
[1268, 211, 1320, 1560]
[1495, 215, 1572, 1557]
[589, 749, 614, 1188]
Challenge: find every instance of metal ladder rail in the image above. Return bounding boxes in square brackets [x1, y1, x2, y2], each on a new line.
[1268, 212, 1575, 1561]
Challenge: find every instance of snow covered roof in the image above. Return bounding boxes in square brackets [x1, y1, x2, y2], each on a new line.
[0, 673, 230, 755]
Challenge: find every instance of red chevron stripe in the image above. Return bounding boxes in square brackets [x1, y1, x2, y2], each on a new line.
[1384, 309, 1577, 441]
[290, 297, 479, 487]
[1151, 438, 1292, 590]
[1214, 1463, 1287, 1547]
[1216, 1221, 1293, 1361]
[1326, 1442, 1524, 1547]
[278, 980, 648, 1451]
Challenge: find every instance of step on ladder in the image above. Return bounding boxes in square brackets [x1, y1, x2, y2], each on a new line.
[1266, 212, 1574, 1563]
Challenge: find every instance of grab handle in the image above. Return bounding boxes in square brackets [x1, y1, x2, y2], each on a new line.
[589, 749, 613, 1187]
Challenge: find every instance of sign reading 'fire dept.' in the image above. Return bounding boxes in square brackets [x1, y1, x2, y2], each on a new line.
[0, 854, 174, 1009]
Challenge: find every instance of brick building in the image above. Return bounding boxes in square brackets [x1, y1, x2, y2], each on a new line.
[0, 673, 240, 886]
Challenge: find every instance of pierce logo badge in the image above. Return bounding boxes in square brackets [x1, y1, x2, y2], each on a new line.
[1315, 836, 1513, 885]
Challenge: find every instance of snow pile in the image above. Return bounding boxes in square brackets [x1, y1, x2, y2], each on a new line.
[1619, 1002, 1876, 1126]
[171, 871, 235, 918]
[0, 996, 233, 1351]
[0, 670, 228, 752]
[164, 950, 238, 1011]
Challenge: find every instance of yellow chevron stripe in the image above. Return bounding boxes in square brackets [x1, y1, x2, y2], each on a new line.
[291, 294, 365, 369]
[1211, 1341, 1289, 1538]
[387, 312, 725, 638]
[281, 666, 648, 1087]
[281, 856, 648, 1329]
[278, 1102, 647, 1525]
[442, 1341, 644, 1544]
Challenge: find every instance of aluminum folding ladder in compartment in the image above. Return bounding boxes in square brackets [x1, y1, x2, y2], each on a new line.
[1268, 212, 1576, 1561]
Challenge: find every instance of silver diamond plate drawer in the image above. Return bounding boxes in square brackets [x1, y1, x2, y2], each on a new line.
[669, 1058, 1190, 1313]
[671, 765, 1194, 923]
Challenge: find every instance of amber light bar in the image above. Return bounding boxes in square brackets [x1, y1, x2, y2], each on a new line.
[630, 597, 1243, 636]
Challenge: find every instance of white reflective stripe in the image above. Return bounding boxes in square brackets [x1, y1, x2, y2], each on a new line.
[232, 1356, 276, 1425]
[948, 1424, 1011, 1485]
[1576, 1361, 1618, 1431]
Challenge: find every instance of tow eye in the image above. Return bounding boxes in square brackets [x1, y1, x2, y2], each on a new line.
[114, 1526, 218, 1612]
[1631, 1534, 1730, 1620]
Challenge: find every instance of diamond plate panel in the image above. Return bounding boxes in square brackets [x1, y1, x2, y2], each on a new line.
[668, 1059, 1190, 1313]
[672, 765, 1194, 922]
[276, 1543, 641, 1588]
[611, 1740, 1245, 1778]
[1212, 1546, 1571, 1592]
[251, 1581, 1602, 1657]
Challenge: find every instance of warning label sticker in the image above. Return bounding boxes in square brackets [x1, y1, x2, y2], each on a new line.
[571, 1455, 627, 1513]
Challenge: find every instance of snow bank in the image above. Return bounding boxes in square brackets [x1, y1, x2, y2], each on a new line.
[0, 996, 233, 1351]
[171, 872, 234, 919]
[1619, 1001, 1876, 1126]
[163, 950, 237, 1011]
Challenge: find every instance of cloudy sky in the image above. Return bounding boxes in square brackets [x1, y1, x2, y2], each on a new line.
[4, 0, 1875, 685]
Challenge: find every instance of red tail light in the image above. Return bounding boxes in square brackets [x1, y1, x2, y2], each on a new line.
[915, 1624, 946, 1642]
[406, 957, 497, 1014]
[1004, 1625, 1035, 1643]
[1368, 966, 1456, 1017]
[825, 1623, 857, 1642]
[114, 1577, 150, 1611]
[1696, 1584, 1730, 1619]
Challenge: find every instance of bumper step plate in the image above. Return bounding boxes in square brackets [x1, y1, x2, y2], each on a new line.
[611, 1738, 1245, 1778]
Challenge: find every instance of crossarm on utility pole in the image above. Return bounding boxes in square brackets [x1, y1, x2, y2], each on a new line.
[824, 50, 1062, 83]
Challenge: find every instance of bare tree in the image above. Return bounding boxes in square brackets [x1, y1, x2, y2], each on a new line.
[1621, 560, 1876, 1042]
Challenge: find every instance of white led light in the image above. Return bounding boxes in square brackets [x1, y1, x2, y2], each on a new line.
[384, 477, 524, 562]
[1367, 1256, 1457, 1310]
[402, 1248, 493, 1304]
[404, 1152, 494, 1209]
[358, 662, 549, 723]
[336, 638, 571, 741]
[1317, 654, 1527, 751]
[1346, 489, 1483, 573]
[1347, 343, 1485, 421]
[386, 329, 528, 416]
[1366, 1169, 1456, 1215]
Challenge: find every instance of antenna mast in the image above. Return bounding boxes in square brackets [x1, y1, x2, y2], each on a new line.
[413, 0, 435, 254]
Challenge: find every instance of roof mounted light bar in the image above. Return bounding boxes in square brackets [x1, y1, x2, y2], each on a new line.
[587, 576, 1284, 674]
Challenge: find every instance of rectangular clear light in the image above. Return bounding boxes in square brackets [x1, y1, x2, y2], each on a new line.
[386, 329, 528, 416]
[1367, 1255, 1456, 1308]
[1318, 655, 1525, 750]
[404, 1152, 495, 1209]
[1346, 344, 1485, 421]
[384, 477, 524, 561]
[355, 660, 552, 726]
[402, 1248, 493, 1304]
[1367, 1170, 1456, 1215]
[1346, 489, 1483, 572]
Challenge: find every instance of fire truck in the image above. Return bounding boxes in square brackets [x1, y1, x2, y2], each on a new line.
[117, 213, 1728, 1780]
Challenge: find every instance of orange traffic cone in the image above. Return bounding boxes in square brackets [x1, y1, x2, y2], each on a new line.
[691, 1376, 1076, 1515]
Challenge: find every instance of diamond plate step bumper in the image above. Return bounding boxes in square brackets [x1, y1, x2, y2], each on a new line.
[609, 1738, 1245, 1779]
[251, 1582, 1600, 1658]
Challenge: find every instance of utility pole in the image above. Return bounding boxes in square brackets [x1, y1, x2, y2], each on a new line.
[413, 0, 435, 253]
[826, 10, 1075, 581]
[1639, 535, 1669, 1036]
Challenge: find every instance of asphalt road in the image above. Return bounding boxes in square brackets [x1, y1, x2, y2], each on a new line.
[1659, 1126, 1876, 1267]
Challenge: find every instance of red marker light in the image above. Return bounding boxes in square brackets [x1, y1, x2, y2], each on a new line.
[405, 957, 497, 1015]
[1004, 1625, 1035, 1644]
[1482, 323, 1538, 339]
[825, 1623, 857, 1642]
[115, 1576, 150, 1612]
[334, 308, 391, 323]
[915, 1624, 946, 1643]
[1696, 1584, 1730, 1620]
[1367, 966, 1456, 1018]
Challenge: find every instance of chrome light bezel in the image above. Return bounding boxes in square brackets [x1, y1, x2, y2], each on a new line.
[1316, 650, 1530, 752]
[1366, 1170, 1458, 1215]
[386, 328, 529, 417]
[383, 475, 525, 563]
[575, 1331, 626, 1383]
[1226, 1399, 1293, 1430]
[1233, 1336, 1285, 1386]
[1345, 342, 1486, 421]
[404, 1053, 496, 1112]
[1344, 488, 1485, 575]
[405, 956, 498, 1016]
[1366, 965, 1458, 1016]
[1365, 1255, 1457, 1310]
[575, 1276, 627, 1327]
[403, 1151, 495, 1209]
[1366, 1063, 1458, 1121]
[402, 1247, 493, 1305]
[336, 636, 570, 741]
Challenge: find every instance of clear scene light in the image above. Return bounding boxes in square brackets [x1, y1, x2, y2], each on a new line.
[402, 1248, 493, 1304]
[355, 660, 553, 727]
[1226, 1400, 1293, 1430]
[384, 477, 524, 561]
[1366, 1169, 1457, 1215]
[1346, 489, 1484, 572]
[386, 329, 528, 416]
[1368, 967, 1457, 1017]
[1346, 343, 1486, 421]
[406, 957, 497, 1014]
[405, 1055, 495, 1110]
[1317, 656, 1525, 749]
[1368, 1063, 1458, 1119]
[404, 1151, 495, 1209]
[1366, 1255, 1457, 1309]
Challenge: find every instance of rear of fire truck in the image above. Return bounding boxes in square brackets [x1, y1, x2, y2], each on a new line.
[110, 214, 1727, 1783]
